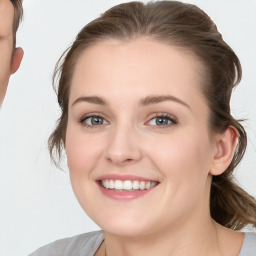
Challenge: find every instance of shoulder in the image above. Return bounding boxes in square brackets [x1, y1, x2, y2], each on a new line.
[239, 232, 256, 256]
[28, 230, 104, 256]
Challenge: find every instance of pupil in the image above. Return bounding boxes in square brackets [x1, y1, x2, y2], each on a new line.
[92, 117, 103, 125]
[156, 117, 168, 125]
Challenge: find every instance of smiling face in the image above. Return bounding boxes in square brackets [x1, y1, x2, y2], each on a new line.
[66, 38, 218, 237]
[0, 0, 23, 106]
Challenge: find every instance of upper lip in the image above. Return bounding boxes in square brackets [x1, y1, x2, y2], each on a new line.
[96, 174, 159, 182]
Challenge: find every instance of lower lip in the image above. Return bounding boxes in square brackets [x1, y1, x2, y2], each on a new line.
[98, 183, 157, 201]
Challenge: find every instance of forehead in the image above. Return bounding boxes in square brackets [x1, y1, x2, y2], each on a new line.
[70, 38, 205, 102]
[0, 0, 14, 37]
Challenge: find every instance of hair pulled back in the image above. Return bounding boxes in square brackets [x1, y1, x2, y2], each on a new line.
[10, 0, 23, 46]
[49, 1, 256, 230]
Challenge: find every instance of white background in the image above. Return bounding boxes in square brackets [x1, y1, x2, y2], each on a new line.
[0, 0, 255, 255]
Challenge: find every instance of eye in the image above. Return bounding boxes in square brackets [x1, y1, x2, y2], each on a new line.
[147, 114, 177, 127]
[80, 115, 108, 127]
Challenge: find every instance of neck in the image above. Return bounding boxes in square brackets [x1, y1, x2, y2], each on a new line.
[104, 217, 221, 256]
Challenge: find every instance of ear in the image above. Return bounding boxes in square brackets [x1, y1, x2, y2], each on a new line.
[10, 47, 24, 74]
[210, 126, 238, 176]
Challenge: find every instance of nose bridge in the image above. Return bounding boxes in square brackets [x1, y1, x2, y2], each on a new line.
[105, 118, 142, 165]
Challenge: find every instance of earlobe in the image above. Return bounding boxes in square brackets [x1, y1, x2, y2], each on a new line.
[11, 47, 24, 74]
[210, 126, 238, 176]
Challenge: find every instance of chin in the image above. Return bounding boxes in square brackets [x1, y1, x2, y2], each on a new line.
[101, 221, 153, 238]
[88, 208, 155, 237]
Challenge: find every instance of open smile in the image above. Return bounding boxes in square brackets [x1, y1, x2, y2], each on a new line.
[101, 179, 158, 191]
[96, 175, 159, 200]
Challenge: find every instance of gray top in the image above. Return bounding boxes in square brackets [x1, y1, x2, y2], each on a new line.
[29, 231, 104, 256]
[29, 230, 256, 256]
[239, 232, 256, 256]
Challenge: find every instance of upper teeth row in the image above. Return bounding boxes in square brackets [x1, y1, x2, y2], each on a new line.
[101, 180, 157, 190]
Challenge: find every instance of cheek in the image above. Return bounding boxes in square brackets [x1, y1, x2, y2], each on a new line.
[0, 46, 13, 99]
[0, 42, 13, 69]
[147, 128, 212, 189]
[65, 125, 103, 175]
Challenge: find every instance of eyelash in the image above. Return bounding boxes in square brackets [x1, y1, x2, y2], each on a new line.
[146, 113, 178, 129]
[79, 114, 109, 128]
[79, 113, 178, 129]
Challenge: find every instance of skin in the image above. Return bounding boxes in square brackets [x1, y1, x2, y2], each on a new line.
[0, 0, 23, 106]
[66, 38, 243, 256]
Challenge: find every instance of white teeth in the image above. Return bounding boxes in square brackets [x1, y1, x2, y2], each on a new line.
[115, 180, 123, 190]
[132, 180, 139, 190]
[145, 181, 150, 189]
[123, 180, 133, 190]
[101, 179, 158, 190]
[109, 180, 115, 189]
[139, 181, 145, 190]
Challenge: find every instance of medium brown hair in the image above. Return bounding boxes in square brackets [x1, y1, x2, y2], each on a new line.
[10, 0, 23, 46]
[49, 1, 256, 230]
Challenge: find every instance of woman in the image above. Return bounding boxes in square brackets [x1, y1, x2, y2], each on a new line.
[30, 1, 256, 255]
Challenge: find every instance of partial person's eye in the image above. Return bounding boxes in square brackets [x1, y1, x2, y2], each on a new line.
[80, 115, 108, 128]
[147, 114, 177, 128]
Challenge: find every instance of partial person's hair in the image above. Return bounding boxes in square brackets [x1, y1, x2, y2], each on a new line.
[48, 1, 256, 230]
[10, 0, 23, 46]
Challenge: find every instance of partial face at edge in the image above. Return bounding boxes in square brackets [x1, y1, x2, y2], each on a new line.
[65, 38, 218, 237]
[0, 0, 23, 105]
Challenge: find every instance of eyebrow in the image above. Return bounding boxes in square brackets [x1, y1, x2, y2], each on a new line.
[71, 94, 190, 109]
[72, 96, 108, 106]
[140, 95, 190, 109]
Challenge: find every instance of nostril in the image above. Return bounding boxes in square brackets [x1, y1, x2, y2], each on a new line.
[123, 159, 135, 164]
[106, 157, 136, 165]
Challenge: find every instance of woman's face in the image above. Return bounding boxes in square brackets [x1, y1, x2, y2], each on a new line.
[66, 38, 218, 237]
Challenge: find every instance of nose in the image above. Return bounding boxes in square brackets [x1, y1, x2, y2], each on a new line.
[104, 123, 142, 166]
